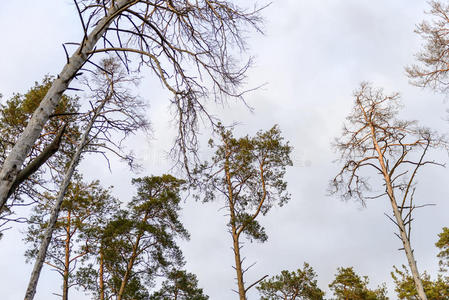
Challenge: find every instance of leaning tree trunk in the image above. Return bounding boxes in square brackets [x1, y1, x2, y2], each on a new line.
[388, 191, 427, 300]
[24, 94, 110, 300]
[0, 0, 136, 213]
[370, 126, 428, 300]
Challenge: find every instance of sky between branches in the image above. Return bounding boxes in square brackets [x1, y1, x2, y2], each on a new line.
[0, 1, 448, 299]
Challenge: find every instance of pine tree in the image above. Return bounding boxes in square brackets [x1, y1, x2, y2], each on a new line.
[195, 125, 292, 300]
[257, 263, 324, 300]
[25, 174, 118, 300]
[329, 267, 388, 300]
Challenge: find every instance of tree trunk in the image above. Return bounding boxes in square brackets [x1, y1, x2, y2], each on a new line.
[8, 125, 66, 199]
[224, 149, 247, 300]
[232, 230, 246, 300]
[99, 249, 105, 300]
[116, 249, 139, 300]
[370, 126, 427, 300]
[63, 211, 72, 300]
[116, 213, 148, 300]
[389, 194, 427, 300]
[24, 93, 110, 300]
[0, 0, 135, 213]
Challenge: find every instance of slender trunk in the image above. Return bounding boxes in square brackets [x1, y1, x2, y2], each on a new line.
[116, 250, 139, 300]
[224, 149, 246, 300]
[24, 94, 110, 300]
[232, 229, 246, 300]
[291, 288, 299, 300]
[63, 211, 72, 300]
[0, 0, 136, 212]
[388, 193, 427, 300]
[370, 125, 427, 300]
[99, 248, 105, 300]
[116, 213, 148, 300]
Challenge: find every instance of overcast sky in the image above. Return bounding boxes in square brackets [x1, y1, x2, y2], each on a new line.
[1, 1, 448, 299]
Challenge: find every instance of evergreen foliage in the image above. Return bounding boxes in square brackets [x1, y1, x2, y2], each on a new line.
[150, 269, 209, 300]
[257, 263, 324, 300]
[436, 227, 449, 273]
[391, 265, 449, 300]
[329, 267, 389, 300]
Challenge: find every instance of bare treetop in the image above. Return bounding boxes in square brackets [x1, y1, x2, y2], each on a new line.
[407, 1, 449, 92]
[331, 82, 447, 300]
[0, 0, 264, 210]
[332, 82, 447, 205]
[79, 0, 262, 93]
[81, 58, 150, 170]
[76, 0, 264, 164]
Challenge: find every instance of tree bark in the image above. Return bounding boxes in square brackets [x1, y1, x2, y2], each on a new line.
[389, 194, 427, 300]
[24, 91, 110, 300]
[99, 249, 105, 300]
[7, 124, 66, 199]
[116, 212, 148, 300]
[370, 125, 428, 300]
[63, 210, 71, 300]
[224, 149, 246, 300]
[116, 241, 140, 300]
[0, 0, 136, 213]
[232, 230, 246, 300]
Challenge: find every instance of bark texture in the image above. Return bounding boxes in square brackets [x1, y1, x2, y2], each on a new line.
[232, 231, 246, 300]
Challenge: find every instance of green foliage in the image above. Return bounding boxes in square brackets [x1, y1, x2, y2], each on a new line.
[0, 76, 80, 202]
[329, 267, 389, 300]
[257, 263, 324, 300]
[109, 274, 150, 300]
[194, 125, 291, 298]
[391, 265, 449, 300]
[0, 76, 80, 165]
[150, 269, 209, 300]
[25, 174, 118, 296]
[331, 83, 446, 300]
[195, 124, 292, 242]
[77, 174, 190, 299]
[436, 227, 449, 272]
